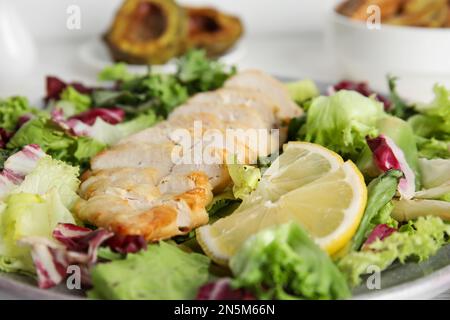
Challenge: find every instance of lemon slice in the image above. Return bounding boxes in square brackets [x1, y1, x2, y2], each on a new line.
[197, 142, 367, 265]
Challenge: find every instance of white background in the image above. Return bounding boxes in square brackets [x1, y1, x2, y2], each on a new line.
[12, 0, 338, 39]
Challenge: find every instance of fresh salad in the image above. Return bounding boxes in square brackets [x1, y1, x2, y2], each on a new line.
[0, 50, 449, 300]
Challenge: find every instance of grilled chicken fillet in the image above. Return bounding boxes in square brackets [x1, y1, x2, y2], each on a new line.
[74, 70, 302, 241]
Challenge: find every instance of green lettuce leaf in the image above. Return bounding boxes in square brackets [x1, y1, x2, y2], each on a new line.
[0, 97, 36, 131]
[408, 85, 450, 159]
[303, 90, 384, 159]
[416, 136, 449, 159]
[7, 117, 107, 168]
[60, 86, 91, 114]
[338, 216, 450, 285]
[414, 85, 450, 131]
[73, 136, 106, 165]
[352, 170, 402, 250]
[89, 241, 210, 299]
[98, 63, 133, 82]
[141, 74, 189, 117]
[176, 49, 236, 94]
[286, 79, 320, 105]
[230, 223, 351, 300]
[7, 118, 72, 156]
[86, 111, 160, 146]
[117, 111, 160, 137]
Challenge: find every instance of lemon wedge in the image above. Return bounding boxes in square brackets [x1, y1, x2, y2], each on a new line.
[197, 142, 367, 265]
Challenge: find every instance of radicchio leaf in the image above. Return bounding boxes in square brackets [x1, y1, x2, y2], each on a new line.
[0, 128, 12, 148]
[19, 224, 113, 289]
[363, 224, 397, 249]
[0, 144, 45, 198]
[196, 278, 255, 300]
[50, 107, 124, 137]
[19, 237, 69, 289]
[21, 223, 148, 289]
[52, 223, 114, 264]
[45, 76, 93, 102]
[69, 108, 125, 126]
[333, 80, 391, 110]
[367, 135, 416, 199]
[105, 234, 147, 254]
[50, 108, 88, 136]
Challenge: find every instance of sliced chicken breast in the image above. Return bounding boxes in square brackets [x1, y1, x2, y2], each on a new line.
[175, 88, 278, 128]
[74, 70, 301, 241]
[224, 69, 302, 121]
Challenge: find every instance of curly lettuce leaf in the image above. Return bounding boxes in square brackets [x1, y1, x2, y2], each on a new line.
[408, 85, 450, 159]
[414, 85, 450, 131]
[89, 241, 210, 299]
[0, 97, 36, 132]
[141, 74, 189, 117]
[73, 136, 106, 165]
[303, 90, 384, 159]
[230, 223, 351, 300]
[177, 49, 236, 94]
[416, 136, 449, 159]
[7, 117, 109, 168]
[11, 155, 79, 208]
[98, 63, 133, 82]
[338, 216, 450, 285]
[7, 117, 74, 159]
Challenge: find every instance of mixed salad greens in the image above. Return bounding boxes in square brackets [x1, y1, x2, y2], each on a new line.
[0, 49, 449, 300]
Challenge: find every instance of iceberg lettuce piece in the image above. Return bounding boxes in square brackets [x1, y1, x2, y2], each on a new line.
[0, 153, 80, 273]
[12, 156, 79, 209]
[303, 90, 384, 159]
[0, 191, 75, 273]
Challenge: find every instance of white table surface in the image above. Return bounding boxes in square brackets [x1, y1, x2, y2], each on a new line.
[0, 32, 449, 300]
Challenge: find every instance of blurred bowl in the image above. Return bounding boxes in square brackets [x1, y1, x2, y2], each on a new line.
[328, 10, 450, 101]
